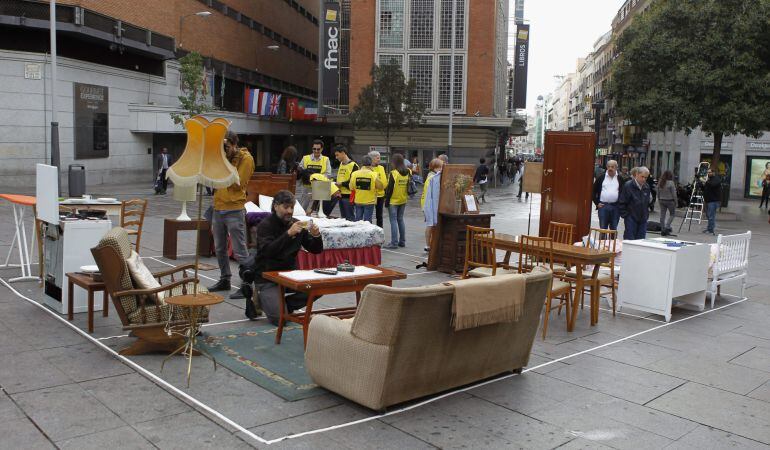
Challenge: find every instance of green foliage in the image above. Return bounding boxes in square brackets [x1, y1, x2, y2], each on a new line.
[170, 51, 211, 125]
[350, 63, 426, 147]
[611, 0, 770, 163]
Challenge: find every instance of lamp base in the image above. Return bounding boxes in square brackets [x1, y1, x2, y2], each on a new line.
[176, 201, 192, 221]
[317, 200, 327, 218]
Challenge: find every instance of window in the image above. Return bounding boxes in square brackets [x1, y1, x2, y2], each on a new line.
[438, 54, 463, 110]
[379, 54, 404, 70]
[408, 55, 433, 110]
[439, 0, 464, 49]
[409, 0, 434, 49]
[379, 0, 405, 48]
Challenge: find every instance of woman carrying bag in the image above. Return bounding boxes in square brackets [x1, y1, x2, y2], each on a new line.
[384, 154, 411, 249]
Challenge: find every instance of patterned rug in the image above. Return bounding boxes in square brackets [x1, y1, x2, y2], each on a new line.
[199, 324, 326, 401]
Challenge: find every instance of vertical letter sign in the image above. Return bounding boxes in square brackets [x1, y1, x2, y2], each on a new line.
[73, 83, 109, 159]
[321, 1, 340, 115]
[512, 24, 530, 110]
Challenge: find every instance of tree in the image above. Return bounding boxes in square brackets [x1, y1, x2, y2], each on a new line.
[611, 0, 770, 166]
[350, 62, 426, 149]
[170, 51, 211, 125]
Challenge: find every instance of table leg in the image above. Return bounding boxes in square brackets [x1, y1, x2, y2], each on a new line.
[569, 264, 584, 332]
[103, 291, 109, 317]
[186, 306, 198, 388]
[88, 289, 94, 333]
[163, 222, 177, 260]
[301, 294, 317, 349]
[355, 291, 361, 306]
[591, 265, 601, 326]
[67, 279, 74, 321]
[275, 286, 287, 344]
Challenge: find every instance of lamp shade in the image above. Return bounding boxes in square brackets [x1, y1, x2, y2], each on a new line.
[166, 116, 239, 189]
[172, 183, 197, 202]
[311, 180, 332, 201]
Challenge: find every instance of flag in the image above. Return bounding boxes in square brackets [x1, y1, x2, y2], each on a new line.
[243, 88, 260, 114]
[269, 94, 281, 116]
[300, 99, 318, 119]
[286, 97, 299, 121]
[220, 68, 225, 107]
[259, 92, 271, 116]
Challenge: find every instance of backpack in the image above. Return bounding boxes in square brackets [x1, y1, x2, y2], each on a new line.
[407, 177, 418, 197]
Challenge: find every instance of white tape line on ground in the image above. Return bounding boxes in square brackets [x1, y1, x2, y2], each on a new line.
[381, 248, 427, 260]
[97, 318, 255, 341]
[0, 276, 269, 446]
[262, 296, 749, 445]
[404, 271, 438, 277]
[598, 307, 666, 323]
[147, 256, 239, 291]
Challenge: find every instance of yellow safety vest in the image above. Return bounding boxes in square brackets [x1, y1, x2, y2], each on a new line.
[373, 165, 387, 198]
[336, 160, 358, 195]
[389, 169, 411, 206]
[301, 155, 329, 185]
[350, 169, 378, 205]
[421, 171, 436, 208]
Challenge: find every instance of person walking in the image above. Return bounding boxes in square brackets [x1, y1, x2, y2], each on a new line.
[333, 145, 358, 221]
[421, 158, 443, 252]
[297, 140, 331, 210]
[516, 161, 529, 199]
[592, 160, 627, 231]
[647, 174, 657, 212]
[349, 155, 383, 223]
[368, 151, 388, 228]
[760, 174, 770, 209]
[209, 130, 256, 295]
[423, 160, 442, 252]
[474, 158, 490, 204]
[384, 154, 411, 249]
[618, 166, 652, 240]
[156, 148, 173, 194]
[657, 170, 677, 236]
[703, 168, 722, 235]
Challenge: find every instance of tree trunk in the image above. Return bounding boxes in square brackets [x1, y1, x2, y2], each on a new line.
[711, 132, 722, 168]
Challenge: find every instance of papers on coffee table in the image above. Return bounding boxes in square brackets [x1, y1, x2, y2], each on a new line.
[279, 266, 382, 282]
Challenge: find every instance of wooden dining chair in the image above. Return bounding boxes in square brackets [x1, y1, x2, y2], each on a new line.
[545, 221, 575, 274]
[565, 228, 618, 318]
[462, 226, 517, 278]
[120, 199, 148, 252]
[518, 235, 573, 339]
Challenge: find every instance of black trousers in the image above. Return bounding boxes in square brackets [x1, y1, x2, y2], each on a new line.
[159, 169, 168, 191]
[375, 197, 385, 228]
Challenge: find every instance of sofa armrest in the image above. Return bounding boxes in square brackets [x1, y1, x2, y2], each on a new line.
[305, 315, 392, 411]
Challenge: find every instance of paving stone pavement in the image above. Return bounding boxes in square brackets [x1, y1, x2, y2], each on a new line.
[0, 180, 768, 448]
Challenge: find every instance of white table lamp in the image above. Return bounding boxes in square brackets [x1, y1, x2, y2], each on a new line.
[172, 184, 197, 221]
[311, 180, 332, 218]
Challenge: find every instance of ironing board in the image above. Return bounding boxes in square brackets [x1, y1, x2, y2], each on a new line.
[0, 194, 40, 282]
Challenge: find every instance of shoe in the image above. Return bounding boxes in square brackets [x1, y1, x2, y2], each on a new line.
[208, 279, 231, 291]
[230, 288, 245, 299]
[383, 244, 398, 249]
[398, 242, 405, 247]
[424, 247, 430, 252]
[242, 285, 261, 320]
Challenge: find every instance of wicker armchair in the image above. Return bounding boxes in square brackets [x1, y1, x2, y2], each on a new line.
[90, 227, 210, 355]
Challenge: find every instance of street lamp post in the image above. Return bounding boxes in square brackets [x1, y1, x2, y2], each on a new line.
[178, 11, 212, 49]
[447, 0, 456, 159]
[50, 0, 60, 194]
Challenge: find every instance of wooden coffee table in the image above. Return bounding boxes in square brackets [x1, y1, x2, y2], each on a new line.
[162, 218, 212, 260]
[66, 272, 108, 333]
[262, 265, 407, 347]
[161, 293, 224, 387]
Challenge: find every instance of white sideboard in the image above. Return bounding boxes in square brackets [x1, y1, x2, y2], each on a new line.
[618, 238, 710, 322]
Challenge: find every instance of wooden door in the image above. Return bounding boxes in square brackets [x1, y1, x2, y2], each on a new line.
[539, 132, 595, 241]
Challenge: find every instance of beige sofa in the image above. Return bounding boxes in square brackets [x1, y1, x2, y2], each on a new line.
[304, 270, 551, 410]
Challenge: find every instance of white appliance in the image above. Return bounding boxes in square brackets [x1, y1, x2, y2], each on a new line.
[43, 219, 112, 314]
[618, 238, 709, 322]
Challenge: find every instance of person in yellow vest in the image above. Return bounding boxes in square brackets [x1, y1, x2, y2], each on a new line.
[368, 150, 388, 227]
[305, 172, 341, 216]
[297, 139, 331, 211]
[349, 155, 383, 223]
[383, 154, 412, 249]
[422, 158, 443, 252]
[333, 144, 358, 221]
[209, 130, 255, 294]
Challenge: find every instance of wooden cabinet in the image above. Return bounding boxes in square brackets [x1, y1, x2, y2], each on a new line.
[429, 213, 493, 274]
[539, 131, 595, 241]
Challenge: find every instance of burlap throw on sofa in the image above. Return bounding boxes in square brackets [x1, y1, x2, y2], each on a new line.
[448, 274, 526, 330]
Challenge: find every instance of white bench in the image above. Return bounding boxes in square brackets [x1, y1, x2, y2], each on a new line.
[708, 231, 751, 307]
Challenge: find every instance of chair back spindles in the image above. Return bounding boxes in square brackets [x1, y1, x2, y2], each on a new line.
[462, 226, 496, 279]
[547, 221, 575, 245]
[120, 199, 148, 252]
[518, 235, 554, 273]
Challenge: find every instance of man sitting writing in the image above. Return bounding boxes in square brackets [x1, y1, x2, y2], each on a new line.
[245, 190, 323, 324]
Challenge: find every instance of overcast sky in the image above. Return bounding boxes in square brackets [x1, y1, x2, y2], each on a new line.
[514, 0, 625, 116]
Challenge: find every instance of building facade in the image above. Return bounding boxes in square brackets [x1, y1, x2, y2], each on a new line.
[343, 0, 515, 167]
[0, 0, 327, 188]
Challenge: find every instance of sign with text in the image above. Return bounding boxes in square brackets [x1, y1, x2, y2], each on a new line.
[73, 83, 109, 159]
[512, 24, 530, 110]
[320, 1, 340, 117]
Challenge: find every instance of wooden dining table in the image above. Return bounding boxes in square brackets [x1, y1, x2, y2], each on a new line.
[485, 233, 615, 331]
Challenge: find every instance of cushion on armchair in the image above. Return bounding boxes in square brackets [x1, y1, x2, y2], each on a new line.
[126, 250, 166, 304]
[95, 227, 139, 315]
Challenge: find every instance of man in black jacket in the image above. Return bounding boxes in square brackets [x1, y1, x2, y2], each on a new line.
[702, 169, 722, 235]
[618, 166, 652, 240]
[249, 190, 324, 324]
[592, 160, 628, 231]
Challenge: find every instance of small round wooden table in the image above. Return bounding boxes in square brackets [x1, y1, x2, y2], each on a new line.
[160, 293, 224, 387]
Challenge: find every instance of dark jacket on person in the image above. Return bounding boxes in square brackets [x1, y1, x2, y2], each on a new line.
[592, 173, 629, 206]
[703, 175, 722, 203]
[253, 213, 323, 283]
[473, 164, 490, 183]
[618, 179, 651, 223]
